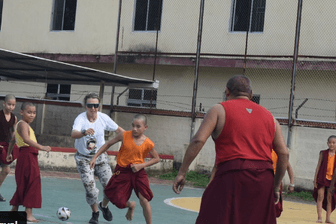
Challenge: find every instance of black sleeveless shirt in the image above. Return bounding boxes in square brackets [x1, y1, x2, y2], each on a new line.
[0, 110, 15, 142]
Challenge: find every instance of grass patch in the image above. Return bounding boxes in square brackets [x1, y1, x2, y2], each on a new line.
[284, 190, 314, 202]
[158, 169, 210, 188]
[158, 170, 315, 202]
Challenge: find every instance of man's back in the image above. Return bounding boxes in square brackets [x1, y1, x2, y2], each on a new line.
[215, 98, 275, 164]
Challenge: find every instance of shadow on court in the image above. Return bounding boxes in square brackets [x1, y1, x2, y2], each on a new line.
[0, 175, 203, 224]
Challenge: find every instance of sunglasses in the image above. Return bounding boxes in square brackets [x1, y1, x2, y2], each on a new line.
[86, 103, 99, 108]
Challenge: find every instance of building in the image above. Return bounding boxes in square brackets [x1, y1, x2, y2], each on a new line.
[1, 0, 336, 189]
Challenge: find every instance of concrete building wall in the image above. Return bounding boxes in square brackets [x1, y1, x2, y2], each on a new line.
[0, 0, 118, 54]
[0, 0, 336, 56]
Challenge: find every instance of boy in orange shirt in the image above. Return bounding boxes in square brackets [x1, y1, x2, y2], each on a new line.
[90, 114, 160, 224]
[313, 135, 336, 224]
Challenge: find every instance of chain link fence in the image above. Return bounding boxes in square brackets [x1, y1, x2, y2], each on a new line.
[112, 0, 336, 126]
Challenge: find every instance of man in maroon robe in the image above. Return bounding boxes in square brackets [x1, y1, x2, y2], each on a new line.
[173, 75, 289, 224]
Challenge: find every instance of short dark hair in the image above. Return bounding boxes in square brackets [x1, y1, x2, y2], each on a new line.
[83, 93, 100, 105]
[226, 75, 252, 97]
[21, 102, 34, 111]
[328, 135, 336, 142]
[133, 114, 147, 125]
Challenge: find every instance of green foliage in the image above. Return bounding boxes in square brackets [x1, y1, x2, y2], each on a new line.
[158, 169, 210, 188]
[158, 170, 314, 201]
[285, 190, 314, 201]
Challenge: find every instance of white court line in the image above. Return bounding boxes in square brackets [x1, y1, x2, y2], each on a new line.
[164, 197, 200, 213]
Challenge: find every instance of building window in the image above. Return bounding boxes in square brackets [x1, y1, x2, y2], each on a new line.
[134, 0, 163, 31]
[52, 0, 77, 31]
[231, 0, 266, 32]
[0, 0, 3, 30]
[46, 84, 71, 101]
[127, 89, 157, 108]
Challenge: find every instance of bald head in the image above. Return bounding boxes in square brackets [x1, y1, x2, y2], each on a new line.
[226, 75, 252, 98]
[133, 114, 147, 125]
[5, 94, 16, 102]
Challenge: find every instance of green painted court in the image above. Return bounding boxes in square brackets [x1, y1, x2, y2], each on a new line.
[0, 174, 203, 223]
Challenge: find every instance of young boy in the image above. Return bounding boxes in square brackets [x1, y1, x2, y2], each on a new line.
[313, 135, 336, 224]
[90, 114, 160, 224]
[0, 94, 18, 202]
[9, 102, 51, 222]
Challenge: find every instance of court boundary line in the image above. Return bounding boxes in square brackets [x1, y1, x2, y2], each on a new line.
[164, 197, 200, 213]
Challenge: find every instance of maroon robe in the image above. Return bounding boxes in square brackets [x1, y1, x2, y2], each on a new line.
[104, 164, 153, 209]
[0, 142, 19, 165]
[10, 146, 41, 208]
[313, 149, 336, 211]
[195, 159, 276, 224]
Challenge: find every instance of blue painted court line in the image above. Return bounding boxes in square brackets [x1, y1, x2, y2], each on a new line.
[0, 175, 204, 223]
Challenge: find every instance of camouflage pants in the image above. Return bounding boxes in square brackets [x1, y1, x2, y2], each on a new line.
[75, 152, 112, 205]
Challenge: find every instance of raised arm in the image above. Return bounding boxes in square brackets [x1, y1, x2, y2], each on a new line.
[89, 131, 123, 168]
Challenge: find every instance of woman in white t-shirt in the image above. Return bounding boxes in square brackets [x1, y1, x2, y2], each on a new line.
[71, 93, 124, 224]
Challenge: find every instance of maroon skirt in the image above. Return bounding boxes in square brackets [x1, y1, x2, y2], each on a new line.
[104, 164, 153, 209]
[10, 146, 41, 208]
[313, 180, 336, 212]
[196, 159, 276, 224]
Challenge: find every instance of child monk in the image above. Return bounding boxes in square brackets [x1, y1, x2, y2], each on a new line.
[0, 94, 18, 201]
[90, 114, 160, 224]
[313, 135, 336, 224]
[9, 102, 51, 222]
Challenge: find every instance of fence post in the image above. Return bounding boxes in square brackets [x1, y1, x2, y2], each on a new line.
[287, 0, 303, 148]
[190, 0, 205, 142]
[110, 0, 123, 115]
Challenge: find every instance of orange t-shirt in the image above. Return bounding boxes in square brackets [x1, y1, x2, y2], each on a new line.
[117, 130, 154, 168]
[271, 150, 278, 173]
[326, 153, 335, 180]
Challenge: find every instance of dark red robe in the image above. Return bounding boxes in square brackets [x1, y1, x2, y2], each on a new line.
[104, 164, 153, 209]
[196, 159, 276, 224]
[313, 149, 336, 211]
[0, 142, 19, 165]
[10, 146, 41, 208]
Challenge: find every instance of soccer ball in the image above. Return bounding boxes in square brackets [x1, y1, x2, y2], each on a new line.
[56, 207, 71, 221]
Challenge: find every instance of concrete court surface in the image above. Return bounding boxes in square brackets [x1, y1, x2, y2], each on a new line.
[1, 172, 336, 223]
[0, 174, 202, 224]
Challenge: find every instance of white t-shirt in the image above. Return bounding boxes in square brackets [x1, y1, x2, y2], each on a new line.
[72, 111, 118, 156]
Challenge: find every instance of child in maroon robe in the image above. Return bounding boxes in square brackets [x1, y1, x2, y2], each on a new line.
[9, 102, 51, 223]
[0, 94, 18, 202]
[90, 114, 160, 224]
[313, 135, 336, 224]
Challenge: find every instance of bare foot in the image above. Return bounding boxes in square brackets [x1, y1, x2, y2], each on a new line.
[325, 221, 334, 224]
[27, 215, 38, 223]
[125, 201, 136, 221]
[316, 219, 322, 223]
